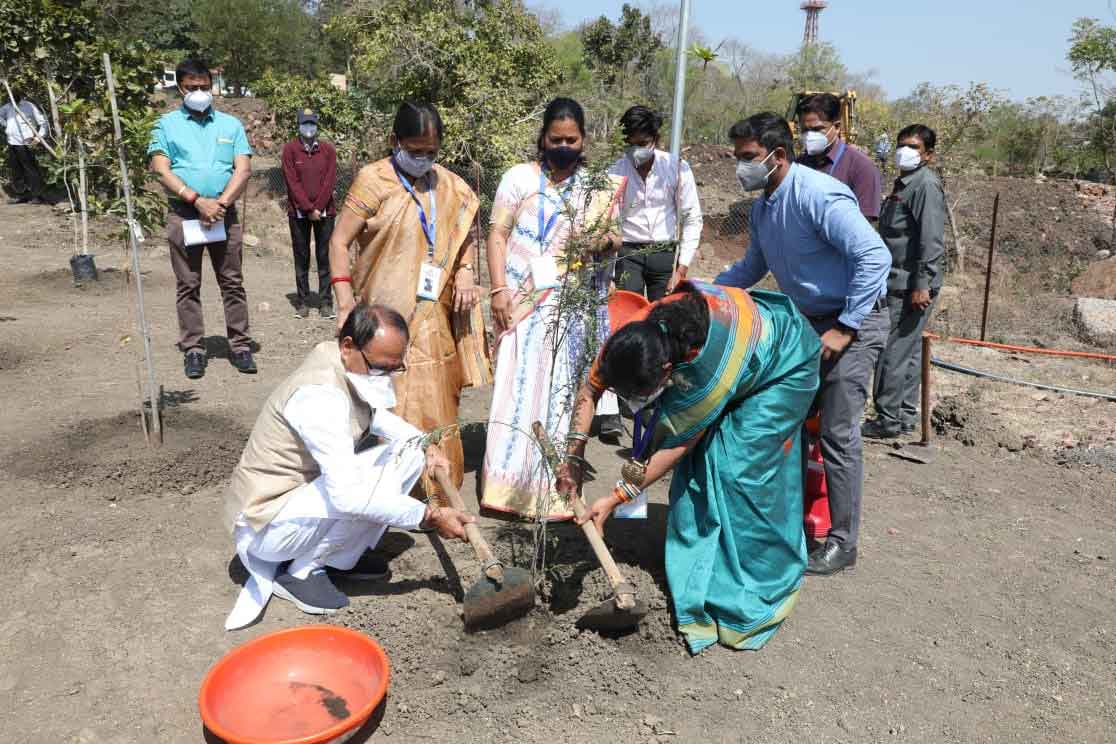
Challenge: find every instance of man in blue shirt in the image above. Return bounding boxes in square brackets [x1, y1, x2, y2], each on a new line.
[148, 58, 255, 380]
[716, 112, 890, 576]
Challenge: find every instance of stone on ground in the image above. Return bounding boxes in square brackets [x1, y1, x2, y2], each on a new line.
[1073, 296, 1116, 347]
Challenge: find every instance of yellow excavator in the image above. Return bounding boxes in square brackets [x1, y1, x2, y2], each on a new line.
[787, 89, 858, 144]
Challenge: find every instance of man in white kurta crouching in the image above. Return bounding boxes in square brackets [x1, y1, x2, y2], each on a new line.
[224, 302, 474, 630]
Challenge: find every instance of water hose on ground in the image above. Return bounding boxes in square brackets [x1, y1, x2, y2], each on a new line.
[930, 358, 1116, 402]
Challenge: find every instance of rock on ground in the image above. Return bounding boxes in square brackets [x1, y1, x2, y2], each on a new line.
[1073, 296, 1116, 346]
[1072, 258, 1116, 300]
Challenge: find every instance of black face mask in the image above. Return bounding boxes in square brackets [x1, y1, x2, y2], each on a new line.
[545, 146, 581, 171]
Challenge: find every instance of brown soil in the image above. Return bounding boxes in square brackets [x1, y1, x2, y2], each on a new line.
[2, 175, 1116, 744]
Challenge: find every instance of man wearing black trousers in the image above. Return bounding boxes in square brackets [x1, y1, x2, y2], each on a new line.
[1, 89, 48, 204]
[281, 108, 338, 319]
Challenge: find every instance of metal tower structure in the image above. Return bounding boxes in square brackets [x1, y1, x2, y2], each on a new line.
[801, 0, 828, 45]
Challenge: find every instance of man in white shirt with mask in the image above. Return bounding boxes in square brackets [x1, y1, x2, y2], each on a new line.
[603, 106, 703, 441]
[609, 105, 704, 300]
[223, 302, 475, 630]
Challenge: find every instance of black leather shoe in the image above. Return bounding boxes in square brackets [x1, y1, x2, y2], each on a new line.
[806, 541, 857, 575]
[184, 350, 207, 380]
[231, 350, 257, 374]
[862, 419, 901, 440]
[599, 414, 624, 444]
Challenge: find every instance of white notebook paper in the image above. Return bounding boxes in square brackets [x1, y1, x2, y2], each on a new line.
[182, 219, 227, 247]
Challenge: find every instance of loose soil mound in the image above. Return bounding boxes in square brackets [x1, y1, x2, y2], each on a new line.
[338, 517, 698, 736]
[4, 408, 249, 500]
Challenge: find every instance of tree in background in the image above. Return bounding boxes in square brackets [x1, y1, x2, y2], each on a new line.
[191, 0, 323, 95]
[580, 5, 663, 98]
[1068, 17, 1116, 180]
[0, 0, 161, 229]
[331, 0, 559, 174]
[788, 42, 848, 92]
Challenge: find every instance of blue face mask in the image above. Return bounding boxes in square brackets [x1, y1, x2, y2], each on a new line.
[393, 146, 435, 178]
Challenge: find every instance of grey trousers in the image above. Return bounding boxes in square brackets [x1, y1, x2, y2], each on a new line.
[807, 304, 889, 549]
[872, 293, 937, 432]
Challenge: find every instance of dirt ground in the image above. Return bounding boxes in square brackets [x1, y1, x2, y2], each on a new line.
[1, 185, 1115, 744]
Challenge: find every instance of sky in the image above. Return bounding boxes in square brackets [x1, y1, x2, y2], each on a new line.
[551, 0, 1116, 101]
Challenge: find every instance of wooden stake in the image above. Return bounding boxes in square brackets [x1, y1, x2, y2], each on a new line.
[979, 192, 999, 342]
[77, 138, 89, 256]
[103, 54, 162, 446]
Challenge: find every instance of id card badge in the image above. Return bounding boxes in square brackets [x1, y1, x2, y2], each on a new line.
[417, 262, 443, 301]
[529, 255, 560, 290]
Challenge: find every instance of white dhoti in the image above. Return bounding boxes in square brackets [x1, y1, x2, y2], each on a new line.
[225, 440, 425, 631]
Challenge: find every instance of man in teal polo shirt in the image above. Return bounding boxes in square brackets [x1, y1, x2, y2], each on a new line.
[148, 58, 255, 379]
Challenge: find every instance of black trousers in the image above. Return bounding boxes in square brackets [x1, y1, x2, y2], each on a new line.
[288, 215, 335, 306]
[614, 242, 676, 301]
[7, 145, 43, 198]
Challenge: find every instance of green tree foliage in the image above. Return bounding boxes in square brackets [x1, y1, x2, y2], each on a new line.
[580, 4, 662, 96]
[0, 0, 162, 229]
[332, 0, 559, 173]
[1068, 17, 1116, 178]
[191, 0, 322, 95]
[252, 72, 366, 153]
[788, 42, 848, 92]
[94, 0, 199, 57]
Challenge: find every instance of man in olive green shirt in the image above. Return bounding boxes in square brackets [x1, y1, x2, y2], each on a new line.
[864, 124, 945, 439]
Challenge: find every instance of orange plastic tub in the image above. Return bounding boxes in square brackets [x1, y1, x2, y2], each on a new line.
[199, 625, 390, 744]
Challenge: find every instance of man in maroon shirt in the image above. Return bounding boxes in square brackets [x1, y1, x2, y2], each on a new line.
[282, 108, 338, 318]
[796, 94, 882, 221]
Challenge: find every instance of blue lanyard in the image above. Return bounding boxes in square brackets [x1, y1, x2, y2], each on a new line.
[632, 406, 663, 460]
[827, 141, 848, 176]
[393, 160, 437, 258]
[537, 168, 573, 249]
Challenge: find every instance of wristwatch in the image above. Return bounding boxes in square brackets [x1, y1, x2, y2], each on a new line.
[834, 320, 858, 337]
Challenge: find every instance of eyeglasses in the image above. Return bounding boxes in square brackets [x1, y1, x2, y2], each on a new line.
[359, 348, 406, 376]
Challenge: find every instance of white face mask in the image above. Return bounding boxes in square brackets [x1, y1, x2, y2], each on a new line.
[183, 90, 213, 113]
[896, 146, 923, 172]
[345, 371, 397, 408]
[626, 145, 655, 168]
[736, 150, 777, 192]
[802, 126, 834, 157]
[299, 123, 318, 140]
[620, 383, 667, 414]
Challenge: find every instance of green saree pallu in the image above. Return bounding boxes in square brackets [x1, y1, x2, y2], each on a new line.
[654, 282, 821, 653]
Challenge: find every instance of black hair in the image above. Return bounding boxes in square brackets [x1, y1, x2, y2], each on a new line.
[619, 105, 664, 139]
[175, 58, 212, 85]
[898, 123, 936, 151]
[796, 93, 841, 124]
[728, 112, 796, 159]
[536, 97, 587, 159]
[598, 286, 710, 396]
[393, 100, 443, 141]
[340, 302, 410, 348]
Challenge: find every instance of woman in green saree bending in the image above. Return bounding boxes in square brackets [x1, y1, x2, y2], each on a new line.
[559, 281, 820, 652]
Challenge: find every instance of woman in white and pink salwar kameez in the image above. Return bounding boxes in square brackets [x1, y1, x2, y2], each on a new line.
[482, 98, 623, 520]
